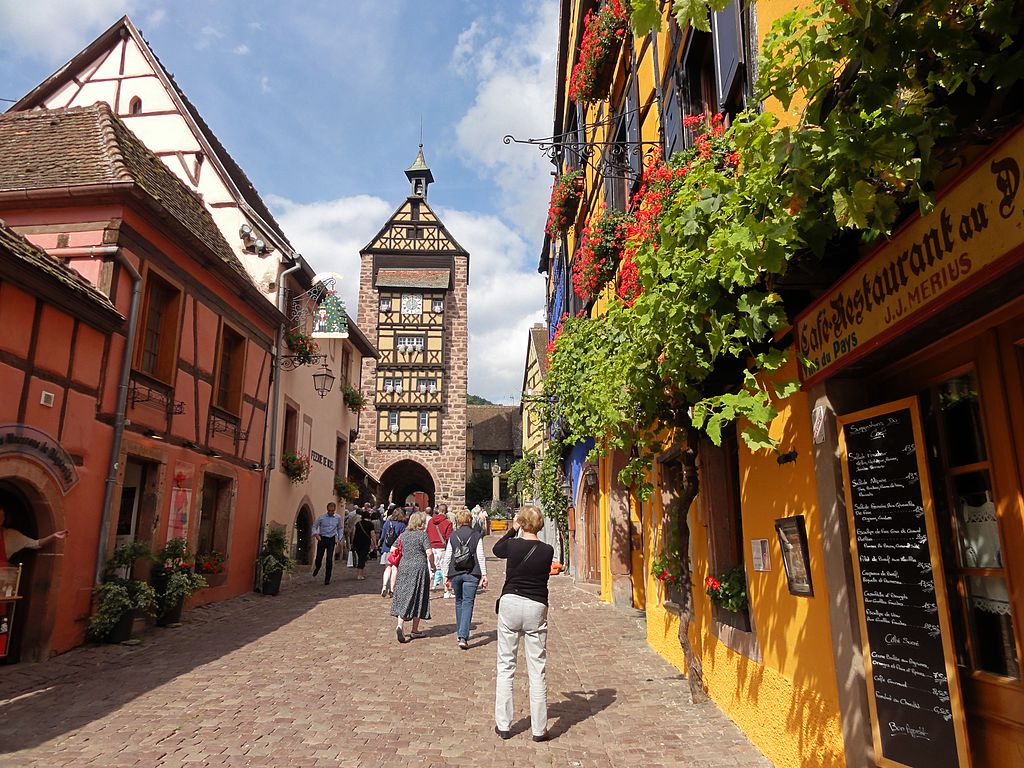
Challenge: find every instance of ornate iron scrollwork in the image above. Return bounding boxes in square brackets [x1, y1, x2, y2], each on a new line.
[129, 379, 185, 415]
[280, 353, 327, 371]
[210, 410, 248, 441]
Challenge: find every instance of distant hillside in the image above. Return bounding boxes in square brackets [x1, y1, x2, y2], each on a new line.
[467, 394, 495, 405]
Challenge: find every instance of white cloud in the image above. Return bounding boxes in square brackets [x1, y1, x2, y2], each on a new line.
[0, 0, 141, 62]
[232, 44, 250, 56]
[450, 20, 484, 77]
[144, 8, 166, 30]
[259, 75, 271, 94]
[195, 24, 223, 50]
[453, 0, 558, 232]
[267, 193, 394, 314]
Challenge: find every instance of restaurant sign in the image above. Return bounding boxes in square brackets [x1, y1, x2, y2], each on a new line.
[796, 126, 1024, 382]
[0, 424, 79, 494]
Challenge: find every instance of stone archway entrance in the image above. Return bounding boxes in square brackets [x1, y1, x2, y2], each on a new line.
[0, 478, 56, 664]
[294, 505, 313, 566]
[379, 460, 436, 510]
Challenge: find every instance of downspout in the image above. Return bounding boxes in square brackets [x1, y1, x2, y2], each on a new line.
[92, 247, 142, 584]
[255, 259, 302, 584]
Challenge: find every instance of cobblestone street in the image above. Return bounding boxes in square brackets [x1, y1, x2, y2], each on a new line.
[0, 540, 770, 767]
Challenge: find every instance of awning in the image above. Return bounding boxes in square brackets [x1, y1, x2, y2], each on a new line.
[348, 453, 380, 485]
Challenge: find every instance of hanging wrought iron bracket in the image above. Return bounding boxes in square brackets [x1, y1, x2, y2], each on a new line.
[503, 131, 662, 183]
[210, 411, 248, 441]
[280, 353, 327, 371]
[129, 379, 185, 415]
[288, 274, 339, 328]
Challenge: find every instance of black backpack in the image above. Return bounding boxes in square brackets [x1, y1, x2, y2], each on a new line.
[383, 522, 399, 548]
[452, 531, 477, 572]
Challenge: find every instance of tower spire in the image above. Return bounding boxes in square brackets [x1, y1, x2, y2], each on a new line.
[405, 142, 434, 199]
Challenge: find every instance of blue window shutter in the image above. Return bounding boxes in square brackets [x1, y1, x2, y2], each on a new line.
[662, 68, 683, 160]
[712, 0, 744, 108]
[625, 77, 641, 179]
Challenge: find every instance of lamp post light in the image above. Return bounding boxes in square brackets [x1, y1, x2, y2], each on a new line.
[312, 363, 336, 398]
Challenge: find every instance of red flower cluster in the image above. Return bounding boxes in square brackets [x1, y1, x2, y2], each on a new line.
[285, 329, 319, 361]
[705, 575, 721, 591]
[545, 171, 583, 238]
[568, 0, 628, 103]
[571, 209, 630, 302]
[546, 312, 569, 358]
[657, 568, 679, 585]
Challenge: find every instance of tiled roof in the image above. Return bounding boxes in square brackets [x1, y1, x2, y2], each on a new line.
[375, 268, 451, 289]
[0, 218, 121, 323]
[0, 105, 254, 289]
[467, 405, 522, 453]
[530, 324, 549, 376]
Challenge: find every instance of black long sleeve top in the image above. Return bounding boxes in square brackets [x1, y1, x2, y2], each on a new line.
[492, 527, 555, 606]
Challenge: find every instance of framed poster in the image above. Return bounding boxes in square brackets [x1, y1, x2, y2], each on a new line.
[0, 599, 17, 658]
[774, 516, 813, 596]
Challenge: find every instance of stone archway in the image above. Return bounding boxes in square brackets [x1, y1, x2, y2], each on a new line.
[378, 459, 437, 509]
[0, 457, 65, 663]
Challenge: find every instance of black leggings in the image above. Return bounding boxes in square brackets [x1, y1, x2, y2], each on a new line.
[354, 543, 370, 569]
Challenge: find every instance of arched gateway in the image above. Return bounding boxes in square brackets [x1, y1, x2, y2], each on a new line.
[378, 459, 437, 509]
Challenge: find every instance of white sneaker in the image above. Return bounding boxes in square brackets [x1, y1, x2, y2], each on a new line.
[443, 592, 453, 599]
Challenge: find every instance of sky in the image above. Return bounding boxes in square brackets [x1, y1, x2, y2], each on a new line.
[0, 0, 558, 404]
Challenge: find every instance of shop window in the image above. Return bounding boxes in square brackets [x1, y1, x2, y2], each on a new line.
[197, 474, 233, 556]
[135, 273, 181, 383]
[699, 424, 752, 633]
[215, 324, 245, 415]
[341, 346, 352, 387]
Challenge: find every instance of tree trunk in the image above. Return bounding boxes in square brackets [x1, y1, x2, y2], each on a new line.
[675, 438, 706, 703]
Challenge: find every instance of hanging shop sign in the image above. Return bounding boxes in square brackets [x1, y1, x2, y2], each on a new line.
[796, 125, 1024, 384]
[310, 272, 349, 339]
[838, 399, 971, 768]
[0, 424, 79, 494]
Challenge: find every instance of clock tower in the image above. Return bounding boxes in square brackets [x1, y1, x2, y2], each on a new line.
[352, 146, 469, 508]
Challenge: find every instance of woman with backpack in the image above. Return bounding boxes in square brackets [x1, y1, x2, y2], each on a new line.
[379, 509, 407, 598]
[441, 508, 488, 650]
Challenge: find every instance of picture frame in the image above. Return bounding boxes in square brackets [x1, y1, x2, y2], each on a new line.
[775, 515, 813, 596]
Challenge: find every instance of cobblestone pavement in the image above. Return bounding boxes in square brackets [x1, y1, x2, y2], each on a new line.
[0, 539, 771, 767]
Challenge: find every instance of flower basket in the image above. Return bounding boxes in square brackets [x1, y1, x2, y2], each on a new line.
[705, 565, 748, 613]
[284, 329, 318, 364]
[545, 170, 584, 238]
[572, 209, 631, 302]
[281, 452, 311, 484]
[343, 385, 365, 413]
[568, 0, 628, 104]
[334, 476, 360, 501]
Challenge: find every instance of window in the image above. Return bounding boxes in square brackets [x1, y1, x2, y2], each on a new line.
[417, 378, 436, 394]
[683, 30, 716, 145]
[197, 474, 232, 556]
[414, 178, 425, 196]
[128, 96, 142, 115]
[283, 404, 298, 455]
[432, 298, 444, 314]
[379, 297, 392, 313]
[136, 273, 181, 382]
[383, 376, 403, 393]
[388, 411, 399, 432]
[215, 325, 245, 414]
[335, 437, 348, 479]
[401, 294, 423, 315]
[341, 346, 352, 387]
[419, 411, 430, 433]
[604, 118, 629, 212]
[711, 0, 745, 111]
[396, 336, 424, 351]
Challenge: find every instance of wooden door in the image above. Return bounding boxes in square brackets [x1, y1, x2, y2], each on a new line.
[881, 322, 1024, 766]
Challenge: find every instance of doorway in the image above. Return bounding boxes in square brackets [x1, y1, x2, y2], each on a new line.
[880, 311, 1024, 765]
[115, 458, 159, 578]
[0, 482, 39, 663]
[294, 506, 312, 565]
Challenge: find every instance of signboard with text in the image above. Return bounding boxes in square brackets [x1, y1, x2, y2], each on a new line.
[796, 126, 1024, 384]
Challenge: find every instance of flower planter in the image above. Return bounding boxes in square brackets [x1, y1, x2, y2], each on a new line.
[157, 599, 183, 627]
[104, 611, 135, 644]
[490, 519, 509, 533]
[201, 572, 227, 588]
[262, 570, 283, 596]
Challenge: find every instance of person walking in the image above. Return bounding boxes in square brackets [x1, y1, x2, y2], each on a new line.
[389, 511, 434, 643]
[352, 509, 377, 581]
[311, 502, 343, 585]
[492, 506, 554, 742]
[441, 508, 487, 650]
[379, 509, 407, 597]
[426, 504, 453, 597]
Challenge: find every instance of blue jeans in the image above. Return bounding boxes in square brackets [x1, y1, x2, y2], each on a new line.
[451, 572, 480, 641]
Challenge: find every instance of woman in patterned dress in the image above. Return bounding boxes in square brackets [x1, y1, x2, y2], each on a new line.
[389, 511, 434, 643]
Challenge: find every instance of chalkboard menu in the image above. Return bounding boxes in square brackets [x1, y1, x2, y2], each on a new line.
[840, 402, 969, 768]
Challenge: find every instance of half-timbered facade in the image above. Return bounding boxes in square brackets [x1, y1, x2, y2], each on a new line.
[352, 148, 468, 507]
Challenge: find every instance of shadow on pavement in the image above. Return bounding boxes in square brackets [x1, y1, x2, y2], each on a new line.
[547, 688, 618, 737]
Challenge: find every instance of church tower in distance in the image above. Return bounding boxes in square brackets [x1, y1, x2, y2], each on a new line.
[352, 146, 469, 508]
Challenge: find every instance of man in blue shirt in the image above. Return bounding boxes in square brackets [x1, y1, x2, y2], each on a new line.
[312, 502, 343, 584]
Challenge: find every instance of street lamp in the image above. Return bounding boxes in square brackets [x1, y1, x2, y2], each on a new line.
[312, 363, 335, 398]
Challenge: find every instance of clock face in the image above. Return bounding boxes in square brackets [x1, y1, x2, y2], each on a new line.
[401, 293, 422, 315]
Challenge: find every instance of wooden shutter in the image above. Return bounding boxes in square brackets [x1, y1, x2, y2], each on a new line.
[712, 0, 744, 108]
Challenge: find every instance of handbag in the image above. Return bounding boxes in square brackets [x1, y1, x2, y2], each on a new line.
[387, 538, 403, 566]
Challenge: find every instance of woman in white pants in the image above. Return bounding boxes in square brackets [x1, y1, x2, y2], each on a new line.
[492, 506, 555, 742]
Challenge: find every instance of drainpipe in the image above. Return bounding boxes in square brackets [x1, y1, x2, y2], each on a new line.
[76, 246, 143, 585]
[255, 259, 302, 583]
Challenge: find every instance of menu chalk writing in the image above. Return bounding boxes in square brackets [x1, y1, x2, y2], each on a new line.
[843, 408, 960, 768]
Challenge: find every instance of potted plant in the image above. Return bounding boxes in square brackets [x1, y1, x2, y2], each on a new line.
[281, 451, 311, 483]
[568, 0, 629, 103]
[343, 385, 366, 413]
[572, 209, 632, 302]
[258, 527, 295, 596]
[153, 537, 207, 626]
[545, 169, 585, 238]
[333, 475, 360, 501]
[195, 549, 227, 587]
[284, 328, 319, 364]
[87, 542, 157, 643]
[705, 565, 748, 613]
